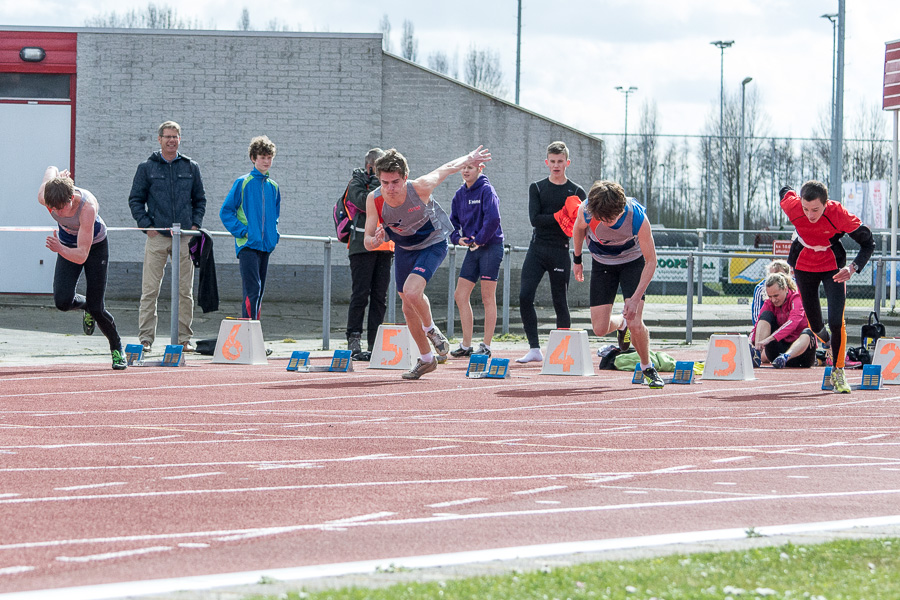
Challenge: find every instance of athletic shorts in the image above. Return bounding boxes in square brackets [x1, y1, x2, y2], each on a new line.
[458, 243, 504, 283]
[589, 256, 645, 307]
[762, 329, 816, 368]
[394, 240, 448, 288]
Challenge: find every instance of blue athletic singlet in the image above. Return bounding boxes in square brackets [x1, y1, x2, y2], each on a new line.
[582, 197, 645, 265]
[375, 184, 452, 251]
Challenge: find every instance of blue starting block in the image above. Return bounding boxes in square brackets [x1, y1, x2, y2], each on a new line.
[286, 350, 310, 372]
[466, 355, 510, 379]
[822, 366, 834, 391]
[671, 361, 695, 384]
[291, 349, 354, 373]
[161, 344, 185, 367]
[860, 364, 882, 390]
[124, 343, 144, 366]
[632, 364, 643, 384]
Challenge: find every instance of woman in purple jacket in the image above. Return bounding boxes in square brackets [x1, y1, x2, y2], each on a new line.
[448, 163, 504, 358]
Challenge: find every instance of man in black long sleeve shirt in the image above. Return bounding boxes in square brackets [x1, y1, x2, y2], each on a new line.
[516, 141, 586, 363]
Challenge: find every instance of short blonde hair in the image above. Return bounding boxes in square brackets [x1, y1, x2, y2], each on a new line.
[766, 272, 797, 292]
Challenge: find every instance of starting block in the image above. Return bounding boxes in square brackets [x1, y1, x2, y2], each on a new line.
[822, 366, 834, 390]
[286, 350, 310, 371]
[124, 343, 144, 366]
[211, 319, 268, 365]
[671, 360, 695, 384]
[541, 329, 594, 376]
[860, 364, 882, 390]
[466, 355, 510, 379]
[871, 339, 900, 384]
[161, 344, 185, 367]
[702, 334, 755, 381]
[631, 364, 644, 384]
[368, 324, 417, 370]
[291, 350, 354, 373]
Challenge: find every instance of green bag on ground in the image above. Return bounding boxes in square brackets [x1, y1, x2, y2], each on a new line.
[613, 350, 678, 372]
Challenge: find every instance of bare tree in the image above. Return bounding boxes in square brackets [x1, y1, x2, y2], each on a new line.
[637, 100, 660, 221]
[463, 45, 507, 98]
[237, 7, 251, 31]
[85, 2, 203, 28]
[427, 51, 451, 75]
[845, 100, 891, 183]
[380, 15, 392, 53]
[400, 20, 418, 62]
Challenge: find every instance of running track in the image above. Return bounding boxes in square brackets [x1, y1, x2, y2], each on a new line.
[1, 353, 900, 598]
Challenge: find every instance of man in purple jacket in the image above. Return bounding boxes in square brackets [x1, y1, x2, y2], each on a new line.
[448, 162, 504, 358]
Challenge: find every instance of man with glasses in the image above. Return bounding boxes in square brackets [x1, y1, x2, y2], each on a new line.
[128, 121, 207, 354]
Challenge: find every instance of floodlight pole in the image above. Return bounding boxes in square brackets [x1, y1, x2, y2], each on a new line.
[615, 86, 638, 192]
[711, 40, 734, 245]
[515, 0, 522, 105]
[739, 76, 753, 246]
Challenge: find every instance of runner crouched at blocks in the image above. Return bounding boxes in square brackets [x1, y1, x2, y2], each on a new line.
[572, 180, 664, 389]
[749, 272, 816, 368]
[364, 146, 492, 380]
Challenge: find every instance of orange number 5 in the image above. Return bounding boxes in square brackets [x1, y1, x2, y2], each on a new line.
[380, 328, 403, 366]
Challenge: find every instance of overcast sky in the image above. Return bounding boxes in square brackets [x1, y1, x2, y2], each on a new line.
[5, 0, 900, 142]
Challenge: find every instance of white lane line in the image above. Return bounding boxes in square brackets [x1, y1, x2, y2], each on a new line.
[653, 420, 686, 426]
[177, 543, 210, 548]
[56, 546, 172, 563]
[415, 446, 458, 452]
[14, 515, 900, 600]
[326, 512, 396, 525]
[787, 476, 810, 479]
[162, 472, 225, 480]
[0, 493, 19, 499]
[711, 456, 752, 463]
[0, 566, 34, 575]
[54, 482, 127, 491]
[428, 498, 487, 508]
[713, 482, 737, 486]
[860, 434, 891, 440]
[535, 500, 561, 504]
[131, 435, 183, 441]
[513, 486, 567, 495]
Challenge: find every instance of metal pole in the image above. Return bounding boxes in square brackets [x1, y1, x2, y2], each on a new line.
[697, 229, 705, 304]
[705, 137, 712, 230]
[643, 137, 650, 219]
[892, 110, 899, 309]
[822, 13, 838, 189]
[686, 252, 695, 344]
[387, 266, 397, 323]
[502, 245, 511, 334]
[515, 0, 521, 105]
[711, 40, 733, 246]
[615, 86, 637, 191]
[830, 1, 846, 193]
[739, 77, 753, 246]
[323, 240, 332, 350]
[447, 246, 457, 338]
[875, 258, 885, 318]
[170, 224, 181, 346]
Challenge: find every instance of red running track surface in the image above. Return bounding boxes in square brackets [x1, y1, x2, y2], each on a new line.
[1, 352, 899, 596]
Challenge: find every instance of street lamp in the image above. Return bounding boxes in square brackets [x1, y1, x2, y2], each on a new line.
[711, 40, 734, 245]
[821, 13, 838, 189]
[739, 76, 753, 246]
[615, 85, 638, 192]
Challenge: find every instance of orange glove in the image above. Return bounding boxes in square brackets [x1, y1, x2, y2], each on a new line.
[553, 195, 583, 237]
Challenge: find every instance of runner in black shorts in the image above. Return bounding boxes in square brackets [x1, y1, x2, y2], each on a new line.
[517, 141, 586, 364]
[573, 180, 664, 389]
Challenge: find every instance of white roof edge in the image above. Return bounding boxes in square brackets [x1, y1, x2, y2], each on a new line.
[0, 25, 381, 39]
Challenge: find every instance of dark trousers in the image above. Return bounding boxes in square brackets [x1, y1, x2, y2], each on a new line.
[794, 268, 847, 368]
[347, 251, 393, 350]
[238, 247, 270, 320]
[518, 242, 571, 349]
[53, 237, 121, 352]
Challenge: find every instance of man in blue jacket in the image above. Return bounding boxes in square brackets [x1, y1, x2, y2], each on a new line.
[448, 162, 504, 358]
[129, 121, 207, 354]
[220, 136, 281, 320]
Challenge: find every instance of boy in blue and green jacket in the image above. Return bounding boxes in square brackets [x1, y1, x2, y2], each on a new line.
[220, 135, 281, 320]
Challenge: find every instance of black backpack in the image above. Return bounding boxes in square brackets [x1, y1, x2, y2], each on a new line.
[333, 183, 355, 244]
[861, 312, 886, 352]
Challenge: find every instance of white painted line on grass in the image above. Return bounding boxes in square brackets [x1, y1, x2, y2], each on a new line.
[513, 486, 567, 495]
[18, 515, 900, 600]
[55, 546, 172, 563]
[54, 482, 127, 491]
[428, 498, 487, 508]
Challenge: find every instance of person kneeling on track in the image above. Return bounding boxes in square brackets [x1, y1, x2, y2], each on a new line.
[749, 272, 816, 369]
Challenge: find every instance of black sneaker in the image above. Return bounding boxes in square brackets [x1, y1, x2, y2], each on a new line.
[643, 366, 665, 389]
[111, 349, 127, 370]
[83, 312, 95, 336]
[749, 345, 762, 368]
[402, 357, 438, 380]
[450, 345, 473, 358]
[617, 326, 631, 351]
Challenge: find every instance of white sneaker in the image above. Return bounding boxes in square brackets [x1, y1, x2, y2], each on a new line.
[515, 348, 543, 364]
